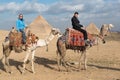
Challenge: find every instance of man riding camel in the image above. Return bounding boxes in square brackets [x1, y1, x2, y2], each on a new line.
[16, 14, 27, 44]
[71, 12, 90, 46]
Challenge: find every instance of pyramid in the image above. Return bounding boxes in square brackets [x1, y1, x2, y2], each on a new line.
[28, 16, 52, 38]
[86, 23, 100, 35]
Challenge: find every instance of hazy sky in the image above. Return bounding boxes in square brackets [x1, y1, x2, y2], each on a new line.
[0, 0, 120, 31]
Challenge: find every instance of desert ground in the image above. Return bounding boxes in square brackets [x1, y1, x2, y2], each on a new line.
[0, 30, 120, 80]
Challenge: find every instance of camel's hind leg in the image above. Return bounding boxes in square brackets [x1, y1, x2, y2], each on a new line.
[2, 48, 12, 73]
[4, 56, 12, 73]
[1, 55, 5, 63]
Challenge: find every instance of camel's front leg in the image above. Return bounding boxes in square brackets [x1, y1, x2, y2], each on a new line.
[22, 49, 31, 74]
[56, 50, 63, 71]
[31, 50, 35, 73]
[83, 51, 87, 70]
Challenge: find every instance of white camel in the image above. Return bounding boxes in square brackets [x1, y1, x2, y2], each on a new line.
[22, 28, 61, 74]
[100, 24, 114, 38]
[1, 27, 61, 74]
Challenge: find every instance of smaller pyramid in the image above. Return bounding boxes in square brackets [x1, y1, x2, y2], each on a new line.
[86, 23, 100, 35]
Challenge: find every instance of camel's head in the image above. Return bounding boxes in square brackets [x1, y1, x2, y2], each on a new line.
[100, 24, 114, 37]
[51, 28, 61, 36]
[108, 24, 114, 30]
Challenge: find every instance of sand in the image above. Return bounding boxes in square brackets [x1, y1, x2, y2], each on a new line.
[0, 30, 120, 80]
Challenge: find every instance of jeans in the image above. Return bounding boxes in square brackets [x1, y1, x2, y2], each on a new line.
[74, 28, 88, 40]
[19, 29, 26, 44]
[78, 28, 88, 40]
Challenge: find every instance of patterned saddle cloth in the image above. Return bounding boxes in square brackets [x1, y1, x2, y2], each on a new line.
[65, 28, 84, 46]
[65, 28, 94, 47]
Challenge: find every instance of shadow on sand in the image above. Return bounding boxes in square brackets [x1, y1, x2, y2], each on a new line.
[88, 63, 120, 71]
[0, 56, 58, 73]
[34, 56, 58, 71]
[0, 60, 5, 72]
[1, 58, 120, 73]
[0, 59, 23, 73]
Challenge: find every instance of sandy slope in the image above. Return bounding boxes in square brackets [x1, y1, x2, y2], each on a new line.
[0, 30, 120, 80]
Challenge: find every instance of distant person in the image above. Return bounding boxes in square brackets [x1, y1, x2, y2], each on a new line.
[71, 12, 90, 46]
[16, 14, 26, 44]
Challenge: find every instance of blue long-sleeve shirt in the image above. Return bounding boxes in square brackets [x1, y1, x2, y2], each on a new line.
[16, 19, 26, 31]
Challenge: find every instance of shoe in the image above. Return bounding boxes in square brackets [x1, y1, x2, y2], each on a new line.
[89, 42, 93, 47]
[85, 39, 93, 47]
[84, 39, 90, 46]
[22, 39, 26, 44]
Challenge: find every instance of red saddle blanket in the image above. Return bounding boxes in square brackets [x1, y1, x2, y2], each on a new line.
[65, 28, 85, 46]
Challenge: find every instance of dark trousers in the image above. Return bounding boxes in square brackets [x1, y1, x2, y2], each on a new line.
[19, 29, 26, 44]
[75, 28, 88, 40]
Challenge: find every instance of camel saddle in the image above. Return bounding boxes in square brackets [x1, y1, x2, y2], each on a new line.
[65, 28, 94, 47]
[9, 31, 22, 47]
[9, 31, 38, 47]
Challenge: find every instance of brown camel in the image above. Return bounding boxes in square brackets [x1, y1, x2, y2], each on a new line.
[56, 28, 105, 71]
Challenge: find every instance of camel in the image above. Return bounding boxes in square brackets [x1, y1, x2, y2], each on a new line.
[100, 24, 114, 38]
[1, 27, 61, 74]
[56, 28, 106, 72]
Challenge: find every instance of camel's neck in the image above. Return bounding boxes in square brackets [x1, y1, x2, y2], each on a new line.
[36, 32, 55, 47]
[45, 32, 55, 44]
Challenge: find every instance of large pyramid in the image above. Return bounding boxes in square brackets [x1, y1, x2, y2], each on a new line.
[28, 16, 52, 38]
[86, 23, 100, 35]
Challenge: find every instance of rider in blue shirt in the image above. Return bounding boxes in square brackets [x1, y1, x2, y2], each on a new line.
[16, 14, 26, 44]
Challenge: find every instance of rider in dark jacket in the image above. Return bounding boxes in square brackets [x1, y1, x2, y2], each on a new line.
[71, 12, 89, 46]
